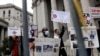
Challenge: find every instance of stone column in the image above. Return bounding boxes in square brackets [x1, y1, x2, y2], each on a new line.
[80, 0, 90, 13]
[63, 0, 70, 41]
[63, 0, 73, 47]
[51, 0, 59, 29]
[63, 0, 74, 27]
[33, 7, 38, 25]
[4, 29, 7, 38]
[0, 28, 4, 46]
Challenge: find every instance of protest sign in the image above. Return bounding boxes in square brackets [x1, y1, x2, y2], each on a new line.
[69, 26, 99, 49]
[34, 38, 60, 56]
[28, 25, 38, 38]
[89, 7, 100, 18]
[8, 27, 21, 36]
[51, 10, 70, 23]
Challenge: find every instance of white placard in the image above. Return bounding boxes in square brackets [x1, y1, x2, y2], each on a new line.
[34, 38, 60, 56]
[8, 27, 21, 36]
[69, 26, 99, 49]
[51, 10, 70, 23]
[89, 7, 100, 18]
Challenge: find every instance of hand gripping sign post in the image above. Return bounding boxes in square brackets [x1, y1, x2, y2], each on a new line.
[34, 38, 60, 56]
[69, 26, 99, 49]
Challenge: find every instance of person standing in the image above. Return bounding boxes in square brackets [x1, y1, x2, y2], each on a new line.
[42, 27, 49, 37]
[29, 38, 35, 56]
[9, 35, 19, 56]
[54, 29, 60, 39]
[54, 23, 67, 56]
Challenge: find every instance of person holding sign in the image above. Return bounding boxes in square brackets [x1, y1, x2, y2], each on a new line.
[53, 23, 67, 56]
[42, 27, 49, 37]
[9, 35, 19, 56]
[54, 29, 60, 39]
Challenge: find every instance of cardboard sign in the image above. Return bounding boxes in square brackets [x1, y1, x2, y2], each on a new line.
[69, 26, 99, 49]
[89, 7, 100, 18]
[8, 27, 21, 36]
[34, 38, 60, 56]
[51, 10, 70, 23]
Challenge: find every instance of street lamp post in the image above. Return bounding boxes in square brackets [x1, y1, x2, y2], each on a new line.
[22, 0, 30, 56]
[68, 0, 88, 56]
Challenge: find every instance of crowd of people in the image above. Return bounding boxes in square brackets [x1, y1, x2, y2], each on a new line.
[8, 23, 100, 56]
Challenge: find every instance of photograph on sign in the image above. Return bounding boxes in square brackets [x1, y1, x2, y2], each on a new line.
[70, 34, 78, 48]
[83, 13, 93, 26]
[69, 28, 78, 49]
[35, 46, 42, 52]
[69, 26, 99, 49]
[28, 25, 38, 38]
[43, 45, 53, 52]
[51, 10, 70, 23]
[8, 27, 21, 36]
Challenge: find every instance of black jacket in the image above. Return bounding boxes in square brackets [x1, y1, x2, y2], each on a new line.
[59, 26, 67, 56]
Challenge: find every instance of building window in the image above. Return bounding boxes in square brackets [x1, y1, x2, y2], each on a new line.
[17, 16, 19, 18]
[8, 10, 11, 17]
[3, 10, 5, 18]
[17, 12, 19, 14]
[20, 14, 22, 18]
[31, 18, 33, 23]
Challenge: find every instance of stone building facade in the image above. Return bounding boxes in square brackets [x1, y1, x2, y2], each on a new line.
[0, 3, 33, 46]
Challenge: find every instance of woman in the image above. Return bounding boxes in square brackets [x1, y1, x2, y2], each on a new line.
[54, 24, 67, 56]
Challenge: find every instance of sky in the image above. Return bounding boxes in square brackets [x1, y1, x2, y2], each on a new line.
[0, 0, 33, 13]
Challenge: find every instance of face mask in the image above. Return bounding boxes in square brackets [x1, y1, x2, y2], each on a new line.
[45, 31, 49, 35]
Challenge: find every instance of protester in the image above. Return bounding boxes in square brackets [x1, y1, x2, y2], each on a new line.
[9, 35, 19, 56]
[29, 38, 35, 56]
[54, 29, 60, 39]
[54, 23, 67, 56]
[42, 27, 49, 37]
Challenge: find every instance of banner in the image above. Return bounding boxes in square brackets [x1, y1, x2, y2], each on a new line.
[69, 26, 99, 49]
[34, 38, 60, 56]
[8, 27, 21, 36]
[89, 7, 100, 18]
[51, 10, 70, 23]
[28, 25, 38, 38]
